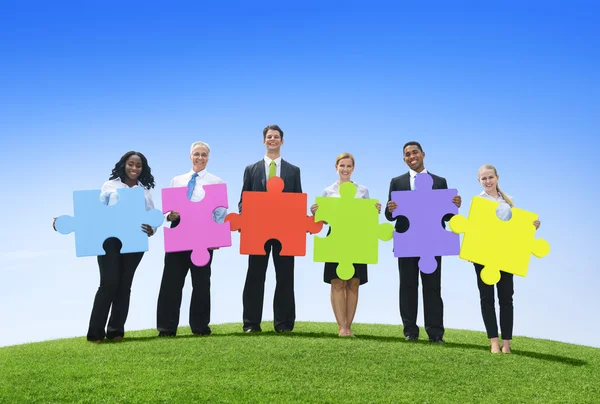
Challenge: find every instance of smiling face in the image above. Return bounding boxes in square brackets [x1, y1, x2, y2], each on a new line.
[478, 167, 499, 194]
[124, 154, 143, 182]
[264, 129, 283, 153]
[336, 157, 354, 182]
[403, 144, 425, 172]
[190, 145, 209, 172]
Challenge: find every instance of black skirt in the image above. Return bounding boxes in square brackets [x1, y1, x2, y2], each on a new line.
[324, 262, 368, 285]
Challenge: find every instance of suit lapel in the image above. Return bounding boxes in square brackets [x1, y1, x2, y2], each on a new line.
[280, 159, 288, 187]
[257, 160, 266, 190]
[401, 172, 411, 190]
[429, 172, 439, 189]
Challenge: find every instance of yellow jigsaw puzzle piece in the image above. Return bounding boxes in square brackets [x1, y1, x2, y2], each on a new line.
[449, 196, 550, 285]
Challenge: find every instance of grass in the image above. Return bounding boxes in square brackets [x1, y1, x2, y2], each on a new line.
[0, 322, 598, 403]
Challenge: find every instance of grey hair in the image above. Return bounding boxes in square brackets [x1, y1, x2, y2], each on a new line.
[190, 141, 210, 155]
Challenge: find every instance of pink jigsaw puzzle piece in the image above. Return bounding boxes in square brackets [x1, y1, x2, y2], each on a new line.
[162, 183, 231, 266]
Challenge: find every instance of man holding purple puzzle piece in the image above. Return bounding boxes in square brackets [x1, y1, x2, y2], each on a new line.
[385, 141, 462, 343]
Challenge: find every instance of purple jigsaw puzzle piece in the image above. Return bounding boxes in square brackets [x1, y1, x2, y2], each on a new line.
[391, 173, 459, 273]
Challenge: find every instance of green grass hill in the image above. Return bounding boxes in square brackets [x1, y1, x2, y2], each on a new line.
[1, 322, 598, 403]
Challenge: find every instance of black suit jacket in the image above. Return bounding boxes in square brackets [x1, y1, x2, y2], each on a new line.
[385, 171, 452, 233]
[238, 159, 302, 213]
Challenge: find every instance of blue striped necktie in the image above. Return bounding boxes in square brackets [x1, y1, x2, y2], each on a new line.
[187, 172, 199, 199]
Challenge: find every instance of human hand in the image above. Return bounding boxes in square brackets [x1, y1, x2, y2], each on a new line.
[387, 201, 397, 213]
[375, 202, 381, 213]
[310, 204, 318, 215]
[141, 224, 154, 237]
[533, 220, 540, 230]
[452, 195, 462, 208]
[167, 211, 180, 221]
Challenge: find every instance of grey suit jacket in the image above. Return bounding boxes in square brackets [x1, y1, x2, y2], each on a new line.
[384, 171, 451, 233]
[238, 159, 302, 213]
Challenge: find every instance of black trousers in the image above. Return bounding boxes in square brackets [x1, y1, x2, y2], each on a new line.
[87, 238, 144, 341]
[156, 250, 213, 335]
[398, 256, 444, 339]
[474, 263, 514, 340]
[242, 240, 295, 331]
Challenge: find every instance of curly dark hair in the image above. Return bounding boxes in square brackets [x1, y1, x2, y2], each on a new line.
[109, 151, 155, 189]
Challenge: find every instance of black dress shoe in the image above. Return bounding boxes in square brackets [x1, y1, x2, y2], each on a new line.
[192, 328, 212, 336]
[275, 328, 292, 333]
[158, 331, 176, 337]
[244, 328, 261, 333]
[429, 337, 445, 343]
[405, 334, 418, 341]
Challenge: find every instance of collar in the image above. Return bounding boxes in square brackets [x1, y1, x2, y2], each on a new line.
[189, 168, 208, 178]
[116, 177, 143, 187]
[480, 190, 505, 201]
[409, 168, 428, 178]
[333, 180, 355, 188]
[264, 156, 282, 165]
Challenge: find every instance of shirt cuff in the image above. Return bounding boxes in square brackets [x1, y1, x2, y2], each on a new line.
[213, 207, 228, 224]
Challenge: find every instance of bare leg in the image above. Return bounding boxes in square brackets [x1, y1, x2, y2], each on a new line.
[345, 278, 360, 336]
[330, 279, 348, 336]
[490, 337, 501, 353]
[502, 339, 511, 353]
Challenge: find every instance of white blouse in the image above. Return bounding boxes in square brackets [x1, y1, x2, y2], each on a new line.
[478, 190, 512, 221]
[322, 181, 370, 199]
[100, 177, 156, 211]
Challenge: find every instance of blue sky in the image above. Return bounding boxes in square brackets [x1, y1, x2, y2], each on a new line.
[1, 1, 598, 348]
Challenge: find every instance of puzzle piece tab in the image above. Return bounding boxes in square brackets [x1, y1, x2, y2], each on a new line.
[55, 187, 164, 256]
[162, 183, 232, 267]
[225, 176, 323, 256]
[313, 182, 394, 280]
[449, 196, 550, 285]
[391, 173, 459, 273]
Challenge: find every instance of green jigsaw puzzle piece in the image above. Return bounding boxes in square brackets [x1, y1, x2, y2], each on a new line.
[313, 182, 394, 280]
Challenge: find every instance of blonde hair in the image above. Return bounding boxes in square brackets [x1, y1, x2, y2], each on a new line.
[335, 152, 355, 167]
[478, 164, 514, 207]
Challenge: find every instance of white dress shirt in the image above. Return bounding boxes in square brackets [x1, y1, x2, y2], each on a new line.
[409, 168, 428, 191]
[264, 156, 282, 178]
[322, 181, 370, 199]
[165, 169, 228, 226]
[478, 190, 513, 221]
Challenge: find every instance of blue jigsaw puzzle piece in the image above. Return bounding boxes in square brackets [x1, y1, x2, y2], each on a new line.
[55, 187, 164, 256]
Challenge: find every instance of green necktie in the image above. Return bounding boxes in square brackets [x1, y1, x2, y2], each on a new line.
[268, 161, 276, 179]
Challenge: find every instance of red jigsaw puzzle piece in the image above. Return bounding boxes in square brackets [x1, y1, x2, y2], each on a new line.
[226, 177, 323, 256]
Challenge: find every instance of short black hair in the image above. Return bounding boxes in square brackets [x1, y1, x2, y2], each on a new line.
[263, 124, 284, 140]
[402, 141, 423, 153]
[109, 151, 155, 189]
